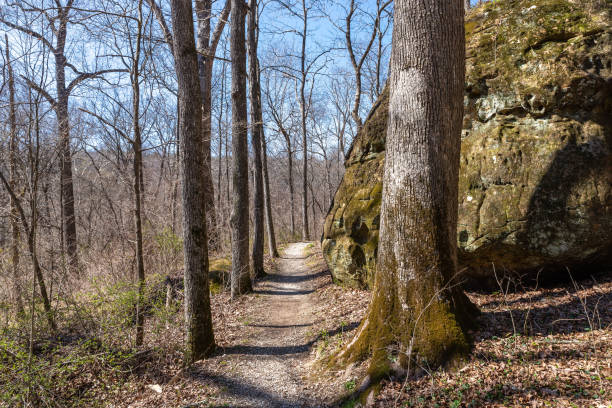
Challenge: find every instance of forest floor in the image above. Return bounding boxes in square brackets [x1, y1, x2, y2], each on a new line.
[116, 242, 612, 408]
[121, 241, 367, 408]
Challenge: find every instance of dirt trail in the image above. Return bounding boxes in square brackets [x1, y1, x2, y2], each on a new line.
[191, 242, 329, 407]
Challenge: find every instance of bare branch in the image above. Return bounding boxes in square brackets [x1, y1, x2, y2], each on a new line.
[0, 18, 56, 53]
[20, 75, 56, 107]
[67, 69, 128, 95]
[144, 0, 174, 55]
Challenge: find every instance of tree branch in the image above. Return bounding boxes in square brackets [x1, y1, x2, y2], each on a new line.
[0, 18, 56, 53]
[20, 75, 56, 107]
[210, 0, 231, 57]
[67, 69, 128, 95]
[144, 0, 174, 55]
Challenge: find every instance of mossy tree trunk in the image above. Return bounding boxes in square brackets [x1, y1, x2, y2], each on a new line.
[336, 0, 477, 379]
[169, 0, 215, 361]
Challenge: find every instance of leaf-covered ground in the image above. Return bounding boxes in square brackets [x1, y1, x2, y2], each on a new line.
[3, 244, 609, 408]
[370, 273, 612, 408]
[98, 247, 612, 407]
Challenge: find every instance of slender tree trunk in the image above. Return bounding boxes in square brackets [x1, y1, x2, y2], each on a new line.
[171, 103, 180, 235]
[225, 116, 230, 232]
[0, 108, 55, 332]
[299, 88, 309, 241]
[54, 20, 79, 276]
[133, 124, 145, 347]
[5, 36, 24, 315]
[216, 58, 226, 218]
[336, 0, 476, 379]
[288, 148, 295, 239]
[261, 124, 278, 257]
[248, 0, 265, 277]
[299, 1, 309, 241]
[57, 95, 78, 276]
[375, 17, 384, 98]
[230, 0, 252, 297]
[196, 0, 230, 254]
[170, 0, 215, 362]
[132, 1, 145, 347]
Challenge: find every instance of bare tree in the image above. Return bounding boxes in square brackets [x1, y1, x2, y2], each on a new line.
[336, 0, 476, 378]
[261, 122, 279, 257]
[0, 89, 56, 332]
[248, 0, 265, 276]
[342, 0, 391, 131]
[195, 0, 231, 253]
[264, 70, 297, 239]
[1, 1, 126, 276]
[230, 0, 252, 297]
[79, 0, 149, 346]
[170, 0, 215, 360]
[328, 72, 354, 162]
[4, 34, 24, 315]
[297, 0, 311, 241]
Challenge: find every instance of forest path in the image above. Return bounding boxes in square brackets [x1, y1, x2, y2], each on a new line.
[190, 242, 329, 407]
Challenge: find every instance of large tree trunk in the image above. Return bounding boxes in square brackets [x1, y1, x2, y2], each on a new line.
[336, 0, 477, 380]
[230, 0, 253, 297]
[247, 0, 265, 277]
[261, 124, 279, 258]
[5, 36, 24, 315]
[170, 0, 215, 361]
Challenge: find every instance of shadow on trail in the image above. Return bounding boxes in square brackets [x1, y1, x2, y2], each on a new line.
[254, 289, 315, 296]
[188, 370, 314, 408]
[217, 321, 360, 357]
[249, 323, 313, 329]
[263, 270, 330, 284]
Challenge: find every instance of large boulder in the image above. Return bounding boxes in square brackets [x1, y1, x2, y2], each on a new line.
[321, 0, 612, 289]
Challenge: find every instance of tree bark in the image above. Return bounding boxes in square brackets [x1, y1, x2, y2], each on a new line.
[196, 0, 230, 254]
[247, 0, 265, 277]
[299, 0, 310, 241]
[54, 5, 79, 276]
[5, 35, 24, 315]
[132, 0, 145, 347]
[261, 122, 279, 258]
[230, 0, 253, 297]
[336, 0, 477, 379]
[57, 86, 79, 277]
[169, 0, 215, 361]
[288, 146, 295, 239]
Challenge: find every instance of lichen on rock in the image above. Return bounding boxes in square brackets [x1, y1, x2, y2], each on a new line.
[321, 0, 611, 288]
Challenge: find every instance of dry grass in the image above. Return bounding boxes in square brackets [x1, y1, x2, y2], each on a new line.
[2, 244, 610, 408]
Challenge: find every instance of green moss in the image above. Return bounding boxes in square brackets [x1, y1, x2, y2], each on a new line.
[209, 257, 231, 293]
[322, 0, 612, 291]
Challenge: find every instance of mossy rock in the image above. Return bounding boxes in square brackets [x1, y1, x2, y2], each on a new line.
[209, 257, 231, 293]
[321, 0, 612, 289]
